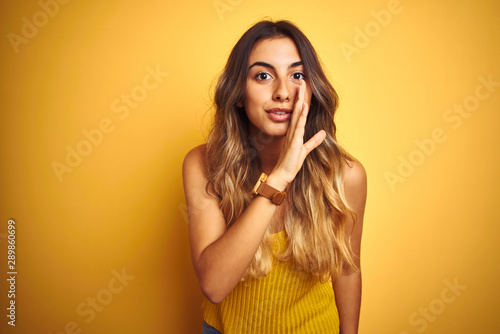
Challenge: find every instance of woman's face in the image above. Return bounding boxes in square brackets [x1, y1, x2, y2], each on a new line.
[242, 37, 312, 137]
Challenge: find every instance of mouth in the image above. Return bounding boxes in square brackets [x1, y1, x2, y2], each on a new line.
[267, 108, 292, 115]
[266, 108, 292, 122]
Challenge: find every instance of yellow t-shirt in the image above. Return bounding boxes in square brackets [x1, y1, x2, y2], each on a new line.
[202, 230, 340, 333]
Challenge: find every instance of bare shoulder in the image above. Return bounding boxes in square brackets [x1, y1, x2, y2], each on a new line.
[344, 158, 367, 189]
[182, 143, 210, 203]
[183, 144, 207, 175]
[343, 158, 367, 209]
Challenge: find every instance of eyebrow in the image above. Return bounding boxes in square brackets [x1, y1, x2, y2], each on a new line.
[248, 61, 303, 70]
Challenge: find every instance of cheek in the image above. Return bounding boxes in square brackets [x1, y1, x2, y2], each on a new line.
[244, 85, 268, 107]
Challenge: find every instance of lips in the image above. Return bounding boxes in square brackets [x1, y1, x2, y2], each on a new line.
[266, 108, 292, 122]
[267, 108, 292, 114]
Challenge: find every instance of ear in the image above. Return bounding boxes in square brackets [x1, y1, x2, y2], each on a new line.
[236, 100, 244, 108]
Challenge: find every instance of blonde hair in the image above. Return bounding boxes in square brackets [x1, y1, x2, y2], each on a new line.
[205, 20, 358, 282]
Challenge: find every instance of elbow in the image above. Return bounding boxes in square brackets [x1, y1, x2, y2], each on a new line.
[204, 292, 225, 305]
[200, 280, 228, 304]
[198, 271, 233, 304]
[194, 256, 234, 304]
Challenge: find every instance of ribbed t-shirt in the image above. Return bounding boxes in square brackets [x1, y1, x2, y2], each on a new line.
[202, 230, 340, 333]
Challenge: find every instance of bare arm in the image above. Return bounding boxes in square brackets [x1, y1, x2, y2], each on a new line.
[183, 80, 326, 304]
[333, 160, 367, 334]
[183, 148, 283, 303]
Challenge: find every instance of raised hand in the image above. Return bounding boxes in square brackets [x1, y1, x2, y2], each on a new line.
[268, 80, 326, 190]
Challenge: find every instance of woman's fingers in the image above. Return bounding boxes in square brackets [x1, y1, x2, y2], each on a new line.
[272, 80, 325, 183]
[295, 101, 308, 134]
[303, 129, 326, 154]
[287, 79, 306, 140]
[294, 102, 325, 155]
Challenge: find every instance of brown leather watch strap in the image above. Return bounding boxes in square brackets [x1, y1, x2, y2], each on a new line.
[251, 173, 287, 205]
[256, 182, 287, 205]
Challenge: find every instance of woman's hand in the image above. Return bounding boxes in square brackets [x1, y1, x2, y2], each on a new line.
[267, 80, 326, 190]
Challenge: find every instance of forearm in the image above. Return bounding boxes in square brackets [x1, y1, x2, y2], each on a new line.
[333, 271, 362, 334]
[194, 174, 286, 303]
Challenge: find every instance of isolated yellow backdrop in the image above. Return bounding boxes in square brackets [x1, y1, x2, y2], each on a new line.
[1, 0, 499, 333]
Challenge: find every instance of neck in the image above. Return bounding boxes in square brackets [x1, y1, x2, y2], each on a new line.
[249, 129, 286, 174]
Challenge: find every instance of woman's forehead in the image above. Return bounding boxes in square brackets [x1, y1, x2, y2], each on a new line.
[248, 37, 302, 67]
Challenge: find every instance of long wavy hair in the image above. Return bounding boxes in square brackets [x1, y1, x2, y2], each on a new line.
[205, 20, 358, 282]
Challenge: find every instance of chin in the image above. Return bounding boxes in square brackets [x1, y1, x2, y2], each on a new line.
[271, 129, 288, 137]
[249, 120, 292, 140]
[264, 125, 289, 137]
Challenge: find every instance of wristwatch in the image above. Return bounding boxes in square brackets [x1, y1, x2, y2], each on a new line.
[251, 173, 287, 205]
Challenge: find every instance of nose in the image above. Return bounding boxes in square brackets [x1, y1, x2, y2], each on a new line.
[272, 79, 291, 102]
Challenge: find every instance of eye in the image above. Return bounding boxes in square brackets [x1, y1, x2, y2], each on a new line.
[255, 72, 271, 81]
[292, 72, 306, 80]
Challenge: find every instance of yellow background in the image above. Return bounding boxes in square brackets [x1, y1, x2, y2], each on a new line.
[1, 0, 499, 333]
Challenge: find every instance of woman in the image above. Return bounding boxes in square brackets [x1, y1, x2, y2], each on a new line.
[183, 20, 367, 334]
